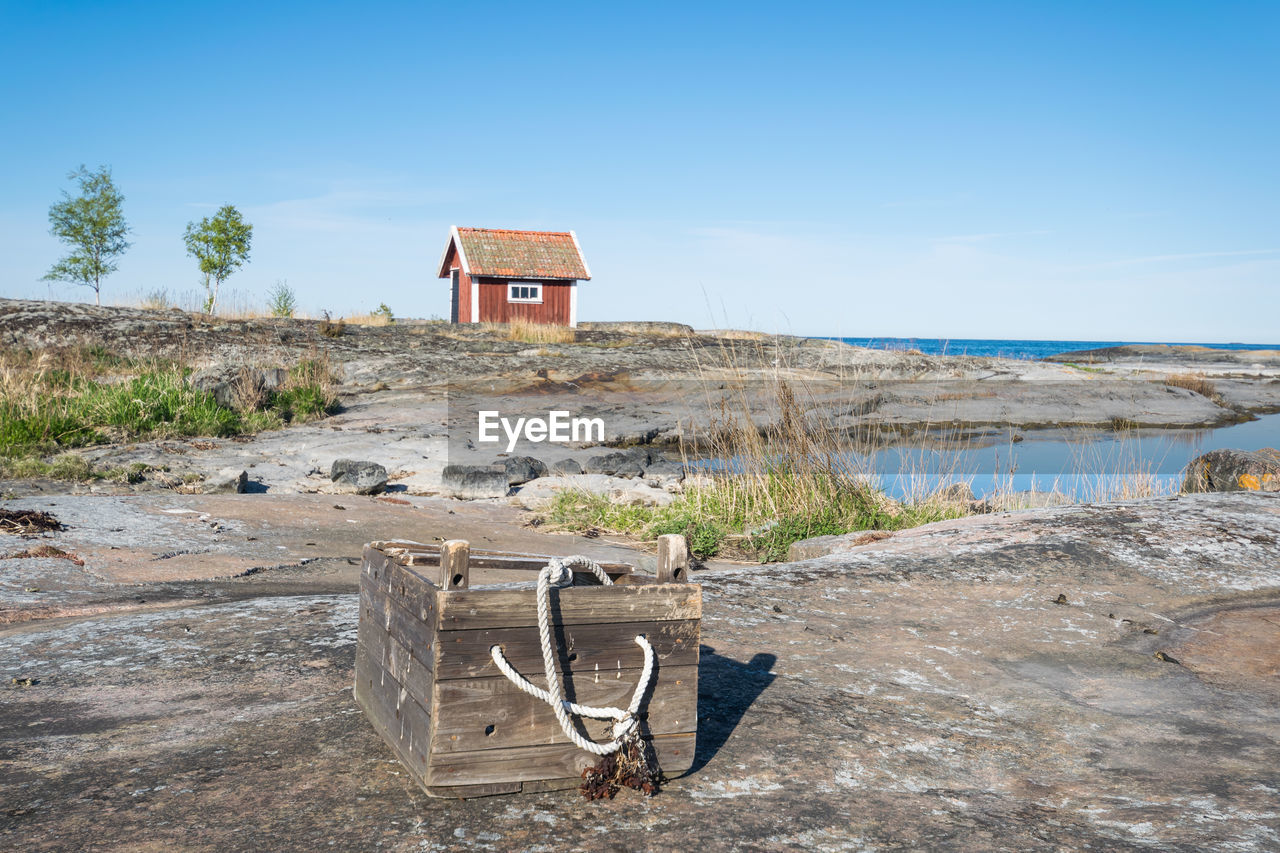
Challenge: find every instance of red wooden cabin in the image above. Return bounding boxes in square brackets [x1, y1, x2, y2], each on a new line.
[437, 226, 591, 327]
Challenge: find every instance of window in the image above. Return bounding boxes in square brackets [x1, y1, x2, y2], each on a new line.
[507, 282, 543, 303]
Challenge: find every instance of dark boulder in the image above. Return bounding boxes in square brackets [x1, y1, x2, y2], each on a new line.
[585, 447, 651, 478]
[549, 458, 584, 476]
[330, 459, 389, 495]
[503, 456, 548, 486]
[642, 458, 686, 483]
[441, 464, 509, 499]
[1182, 448, 1280, 493]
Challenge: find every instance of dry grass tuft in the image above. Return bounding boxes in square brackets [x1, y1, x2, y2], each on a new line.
[341, 312, 394, 327]
[7, 544, 85, 565]
[500, 318, 576, 344]
[136, 289, 176, 311]
[318, 312, 346, 337]
[1162, 372, 1219, 401]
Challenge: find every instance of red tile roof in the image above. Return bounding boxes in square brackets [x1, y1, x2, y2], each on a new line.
[438, 227, 591, 280]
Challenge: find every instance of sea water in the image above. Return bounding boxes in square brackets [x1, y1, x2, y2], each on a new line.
[727, 337, 1280, 501]
[867, 414, 1280, 500]
[826, 337, 1280, 361]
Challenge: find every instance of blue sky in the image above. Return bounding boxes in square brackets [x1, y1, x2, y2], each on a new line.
[1, 1, 1276, 340]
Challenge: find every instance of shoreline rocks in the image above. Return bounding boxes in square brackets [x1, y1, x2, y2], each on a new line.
[329, 459, 388, 495]
[1183, 447, 1280, 493]
[441, 464, 509, 499]
[585, 447, 651, 477]
[510, 474, 675, 508]
[548, 458, 583, 476]
[199, 468, 248, 494]
[502, 455, 548, 485]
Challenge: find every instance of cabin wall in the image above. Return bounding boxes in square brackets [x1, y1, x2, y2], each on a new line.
[440, 241, 475, 323]
[477, 279, 574, 325]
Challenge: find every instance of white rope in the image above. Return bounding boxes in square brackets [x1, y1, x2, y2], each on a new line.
[489, 556, 656, 756]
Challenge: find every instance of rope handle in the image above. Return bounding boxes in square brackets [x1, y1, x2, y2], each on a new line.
[489, 556, 656, 756]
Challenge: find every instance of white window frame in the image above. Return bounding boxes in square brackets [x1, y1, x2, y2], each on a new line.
[507, 282, 543, 303]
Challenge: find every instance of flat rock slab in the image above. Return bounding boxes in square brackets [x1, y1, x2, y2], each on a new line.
[510, 474, 676, 508]
[1, 493, 1279, 850]
[0, 494, 646, 625]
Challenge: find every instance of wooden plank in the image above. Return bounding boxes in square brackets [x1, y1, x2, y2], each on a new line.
[404, 551, 634, 578]
[372, 539, 635, 581]
[437, 583, 702, 631]
[429, 664, 698, 753]
[353, 641, 434, 780]
[356, 553, 395, 675]
[424, 732, 697, 787]
[382, 542, 634, 575]
[657, 534, 690, 584]
[371, 538, 634, 569]
[423, 781, 522, 799]
[387, 563, 438, 621]
[363, 547, 439, 620]
[433, 618, 700, 680]
[361, 545, 392, 591]
[369, 539, 432, 552]
[360, 613, 434, 705]
[518, 778, 580, 794]
[440, 539, 470, 590]
[612, 572, 657, 585]
[355, 637, 433, 733]
[468, 554, 634, 580]
[424, 778, 585, 797]
[360, 586, 435, 669]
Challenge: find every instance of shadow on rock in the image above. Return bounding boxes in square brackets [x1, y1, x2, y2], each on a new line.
[691, 645, 776, 774]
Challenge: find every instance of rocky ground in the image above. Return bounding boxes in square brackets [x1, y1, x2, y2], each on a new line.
[4, 299, 1279, 502]
[3, 299, 1280, 850]
[1047, 343, 1280, 374]
[2, 491, 1278, 850]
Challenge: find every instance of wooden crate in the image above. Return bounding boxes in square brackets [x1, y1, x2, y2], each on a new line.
[353, 535, 701, 798]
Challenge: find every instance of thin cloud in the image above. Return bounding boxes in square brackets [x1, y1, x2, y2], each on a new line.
[935, 230, 1052, 243]
[1083, 248, 1280, 268]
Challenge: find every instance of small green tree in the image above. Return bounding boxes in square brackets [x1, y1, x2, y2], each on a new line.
[267, 279, 297, 318]
[183, 205, 253, 314]
[43, 165, 132, 305]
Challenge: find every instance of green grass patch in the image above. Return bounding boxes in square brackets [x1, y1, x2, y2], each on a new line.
[0, 453, 98, 481]
[540, 474, 965, 563]
[537, 375, 973, 562]
[0, 347, 340, 479]
[0, 454, 163, 483]
[1061, 361, 1107, 373]
[0, 369, 241, 455]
